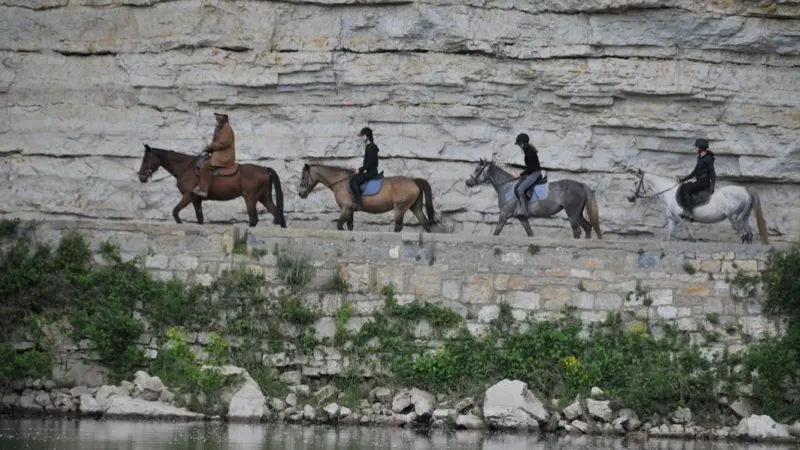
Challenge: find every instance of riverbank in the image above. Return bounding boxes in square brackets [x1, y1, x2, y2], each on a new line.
[3, 372, 800, 444]
[1, 219, 799, 444]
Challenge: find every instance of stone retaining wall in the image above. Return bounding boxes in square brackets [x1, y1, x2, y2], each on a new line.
[26, 219, 784, 357]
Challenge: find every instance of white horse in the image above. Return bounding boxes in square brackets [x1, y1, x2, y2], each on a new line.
[627, 169, 768, 244]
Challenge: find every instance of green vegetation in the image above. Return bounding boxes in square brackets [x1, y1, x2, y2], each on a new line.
[1, 217, 799, 423]
[150, 327, 233, 413]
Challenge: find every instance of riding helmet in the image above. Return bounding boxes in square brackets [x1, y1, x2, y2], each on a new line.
[359, 127, 374, 142]
[694, 138, 709, 150]
[515, 133, 530, 146]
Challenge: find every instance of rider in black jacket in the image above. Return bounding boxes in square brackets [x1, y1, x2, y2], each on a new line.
[349, 127, 380, 209]
[679, 138, 716, 220]
[514, 133, 543, 216]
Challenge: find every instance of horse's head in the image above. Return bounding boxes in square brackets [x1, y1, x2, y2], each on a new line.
[138, 144, 161, 183]
[466, 158, 492, 187]
[297, 163, 317, 199]
[627, 168, 646, 203]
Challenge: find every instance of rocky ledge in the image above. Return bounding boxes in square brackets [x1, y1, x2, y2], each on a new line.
[3, 373, 800, 443]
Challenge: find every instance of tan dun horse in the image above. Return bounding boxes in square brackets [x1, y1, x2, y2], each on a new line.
[137, 144, 286, 228]
[297, 163, 440, 232]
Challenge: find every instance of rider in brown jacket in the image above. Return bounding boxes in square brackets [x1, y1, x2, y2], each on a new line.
[193, 112, 236, 198]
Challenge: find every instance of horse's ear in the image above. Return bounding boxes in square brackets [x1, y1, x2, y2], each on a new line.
[637, 168, 643, 176]
[303, 163, 309, 170]
[143, 144, 151, 152]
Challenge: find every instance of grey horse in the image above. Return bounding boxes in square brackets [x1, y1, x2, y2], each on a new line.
[465, 159, 603, 239]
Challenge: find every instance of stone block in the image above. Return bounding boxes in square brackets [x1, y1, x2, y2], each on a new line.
[478, 305, 500, 324]
[544, 268, 570, 277]
[657, 306, 678, 319]
[573, 292, 594, 309]
[321, 294, 343, 316]
[593, 271, 616, 282]
[582, 281, 605, 292]
[493, 274, 528, 291]
[355, 300, 383, 315]
[733, 260, 758, 272]
[376, 266, 406, 293]
[698, 260, 722, 273]
[580, 311, 607, 323]
[511, 309, 528, 322]
[442, 280, 461, 301]
[507, 291, 540, 310]
[685, 285, 710, 296]
[344, 265, 374, 293]
[314, 318, 337, 340]
[704, 298, 724, 315]
[651, 289, 673, 306]
[169, 254, 199, 270]
[408, 271, 442, 297]
[542, 287, 572, 310]
[569, 269, 592, 279]
[144, 254, 169, 270]
[594, 293, 622, 310]
[581, 257, 604, 269]
[462, 275, 493, 304]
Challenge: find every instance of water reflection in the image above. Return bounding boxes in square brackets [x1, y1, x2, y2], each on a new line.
[0, 419, 796, 450]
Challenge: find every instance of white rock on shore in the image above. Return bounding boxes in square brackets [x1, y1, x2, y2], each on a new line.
[482, 379, 549, 430]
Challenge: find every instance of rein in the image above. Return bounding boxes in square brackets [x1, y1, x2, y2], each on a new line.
[634, 176, 679, 199]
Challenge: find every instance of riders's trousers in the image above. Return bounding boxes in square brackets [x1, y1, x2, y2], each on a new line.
[349, 171, 376, 198]
[680, 178, 711, 211]
[197, 162, 221, 194]
[514, 171, 542, 201]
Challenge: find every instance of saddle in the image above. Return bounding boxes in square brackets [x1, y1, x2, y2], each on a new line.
[676, 182, 715, 209]
[517, 172, 549, 201]
[346, 172, 385, 197]
[194, 153, 240, 177]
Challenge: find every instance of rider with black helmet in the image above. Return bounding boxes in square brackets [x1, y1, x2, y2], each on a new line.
[678, 138, 716, 220]
[349, 127, 380, 210]
[514, 133, 543, 216]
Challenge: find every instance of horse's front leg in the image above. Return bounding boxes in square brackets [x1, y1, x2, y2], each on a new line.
[684, 220, 698, 242]
[518, 217, 535, 237]
[336, 209, 353, 231]
[665, 218, 677, 242]
[192, 198, 204, 225]
[172, 193, 194, 224]
[492, 214, 511, 236]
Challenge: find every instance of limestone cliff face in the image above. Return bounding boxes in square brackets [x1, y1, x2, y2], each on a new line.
[1, 0, 799, 241]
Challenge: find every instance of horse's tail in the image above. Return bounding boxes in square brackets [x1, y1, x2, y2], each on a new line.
[267, 167, 286, 228]
[748, 187, 769, 245]
[583, 184, 603, 239]
[414, 178, 438, 225]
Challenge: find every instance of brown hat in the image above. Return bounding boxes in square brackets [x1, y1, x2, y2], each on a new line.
[214, 112, 229, 118]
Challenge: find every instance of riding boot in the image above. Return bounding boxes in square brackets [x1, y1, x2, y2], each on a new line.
[352, 193, 364, 211]
[518, 200, 529, 217]
[681, 208, 695, 222]
[195, 164, 212, 198]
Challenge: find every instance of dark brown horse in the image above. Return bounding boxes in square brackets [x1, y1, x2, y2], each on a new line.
[137, 144, 285, 228]
[297, 163, 440, 232]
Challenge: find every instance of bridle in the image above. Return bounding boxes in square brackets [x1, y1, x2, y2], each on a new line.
[299, 166, 352, 195]
[468, 161, 490, 186]
[629, 171, 678, 202]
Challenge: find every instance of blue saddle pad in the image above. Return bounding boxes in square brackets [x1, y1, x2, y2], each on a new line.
[527, 183, 549, 201]
[346, 177, 384, 197]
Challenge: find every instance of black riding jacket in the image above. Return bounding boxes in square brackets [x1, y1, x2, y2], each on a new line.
[359, 143, 379, 176]
[520, 144, 542, 177]
[682, 151, 716, 185]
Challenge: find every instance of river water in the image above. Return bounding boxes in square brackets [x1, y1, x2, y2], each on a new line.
[0, 419, 797, 450]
